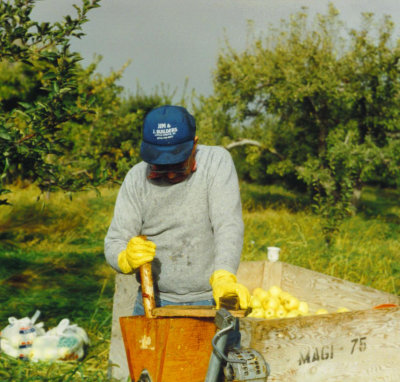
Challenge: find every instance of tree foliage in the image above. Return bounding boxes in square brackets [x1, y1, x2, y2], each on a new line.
[0, 0, 172, 205]
[205, 4, 400, 239]
[0, 0, 104, 204]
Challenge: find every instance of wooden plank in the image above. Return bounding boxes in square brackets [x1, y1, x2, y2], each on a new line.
[161, 318, 216, 381]
[239, 306, 400, 382]
[120, 316, 166, 381]
[120, 316, 216, 382]
[109, 273, 138, 381]
[152, 305, 245, 318]
[236, 261, 265, 293]
[262, 261, 283, 290]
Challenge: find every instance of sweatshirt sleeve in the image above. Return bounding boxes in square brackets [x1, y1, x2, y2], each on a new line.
[207, 148, 244, 274]
[104, 170, 143, 272]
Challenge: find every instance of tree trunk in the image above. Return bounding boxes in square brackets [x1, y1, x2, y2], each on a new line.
[351, 181, 363, 209]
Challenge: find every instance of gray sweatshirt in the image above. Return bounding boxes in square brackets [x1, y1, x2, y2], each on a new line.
[104, 144, 244, 302]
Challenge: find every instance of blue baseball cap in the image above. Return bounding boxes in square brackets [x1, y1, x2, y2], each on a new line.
[140, 105, 196, 165]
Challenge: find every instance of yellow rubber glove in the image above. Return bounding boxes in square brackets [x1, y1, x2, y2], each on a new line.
[118, 236, 156, 274]
[209, 269, 250, 310]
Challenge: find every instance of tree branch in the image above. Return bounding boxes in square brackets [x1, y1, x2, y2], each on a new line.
[16, 133, 36, 144]
[225, 139, 262, 150]
[225, 139, 285, 160]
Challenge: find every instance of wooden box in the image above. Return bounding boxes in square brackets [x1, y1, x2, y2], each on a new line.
[120, 315, 216, 381]
[236, 261, 400, 382]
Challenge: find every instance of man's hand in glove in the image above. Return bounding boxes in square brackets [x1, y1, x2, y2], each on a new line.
[118, 236, 156, 274]
[209, 269, 250, 309]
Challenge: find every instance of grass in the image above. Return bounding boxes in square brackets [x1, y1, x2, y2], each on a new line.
[240, 182, 400, 294]
[0, 181, 399, 380]
[0, 184, 118, 381]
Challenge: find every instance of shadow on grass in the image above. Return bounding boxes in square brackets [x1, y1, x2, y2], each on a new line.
[241, 183, 400, 225]
[240, 182, 310, 212]
[0, 247, 114, 328]
[358, 187, 400, 224]
[0, 205, 88, 245]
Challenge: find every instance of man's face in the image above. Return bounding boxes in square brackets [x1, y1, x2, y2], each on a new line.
[149, 160, 192, 183]
[148, 140, 198, 184]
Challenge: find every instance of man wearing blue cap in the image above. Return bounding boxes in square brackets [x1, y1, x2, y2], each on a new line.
[104, 105, 249, 315]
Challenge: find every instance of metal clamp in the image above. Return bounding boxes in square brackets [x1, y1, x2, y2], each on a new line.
[211, 323, 246, 364]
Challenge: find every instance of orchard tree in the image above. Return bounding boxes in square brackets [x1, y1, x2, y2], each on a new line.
[208, 4, 400, 239]
[60, 64, 172, 184]
[0, 0, 102, 205]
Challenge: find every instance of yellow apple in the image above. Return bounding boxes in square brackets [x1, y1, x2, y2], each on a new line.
[284, 296, 300, 311]
[278, 291, 292, 304]
[262, 296, 279, 311]
[275, 305, 287, 318]
[264, 308, 276, 319]
[268, 285, 282, 298]
[298, 301, 309, 315]
[286, 310, 300, 318]
[252, 287, 269, 301]
[249, 295, 263, 309]
[247, 308, 264, 318]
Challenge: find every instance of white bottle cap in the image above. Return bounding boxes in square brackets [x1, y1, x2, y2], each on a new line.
[267, 247, 280, 262]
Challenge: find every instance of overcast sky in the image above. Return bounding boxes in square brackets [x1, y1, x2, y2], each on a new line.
[31, 0, 400, 98]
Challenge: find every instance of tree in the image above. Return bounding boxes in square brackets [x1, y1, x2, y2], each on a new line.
[207, 4, 400, 240]
[0, 0, 102, 205]
[59, 68, 172, 184]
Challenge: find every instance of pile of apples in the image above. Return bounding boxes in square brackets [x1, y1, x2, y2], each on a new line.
[246, 286, 349, 319]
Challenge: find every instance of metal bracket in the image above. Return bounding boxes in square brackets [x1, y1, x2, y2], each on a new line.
[212, 309, 246, 364]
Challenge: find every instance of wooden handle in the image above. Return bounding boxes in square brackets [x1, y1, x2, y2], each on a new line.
[140, 262, 156, 318]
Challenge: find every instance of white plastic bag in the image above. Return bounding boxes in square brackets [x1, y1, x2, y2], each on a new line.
[0, 310, 45, 360]
[29, 318, 90, 362]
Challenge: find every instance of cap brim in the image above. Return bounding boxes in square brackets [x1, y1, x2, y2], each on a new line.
[140, 140, 194, 165]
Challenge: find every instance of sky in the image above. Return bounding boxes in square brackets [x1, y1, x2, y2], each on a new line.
[31, 0, 400, 98]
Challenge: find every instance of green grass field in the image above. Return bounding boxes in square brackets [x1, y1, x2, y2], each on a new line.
[0, 182, 399, 380]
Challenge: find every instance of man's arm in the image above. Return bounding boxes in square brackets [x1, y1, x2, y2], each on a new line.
[207, 147, 249, 308]
[104, 172, 143, 272]
[207, 147, 244, 273]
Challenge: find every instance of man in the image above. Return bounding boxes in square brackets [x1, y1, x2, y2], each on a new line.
[104, 105, 249, 315]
